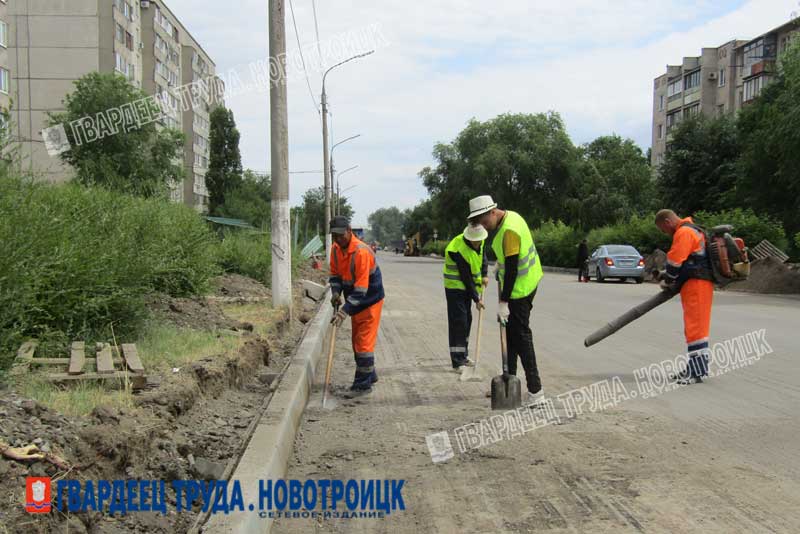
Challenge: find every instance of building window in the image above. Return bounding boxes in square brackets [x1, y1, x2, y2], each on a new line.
[683, 103, 700, 118]
[125, 31, 133, 51]
[684, 70, 700, 91]
[666, 110, 680, 131]
[658, 94, 664, 111]
[115, 23, 125, 44]
[718, 68, 726, 87]
[657, 124, 663, 139]
[115, 52, 128, 75]
[0, 68, 8, 94]
[667, 79, 682, 97]
[743, 75, 768, 102]
[0, 21, 8, 48]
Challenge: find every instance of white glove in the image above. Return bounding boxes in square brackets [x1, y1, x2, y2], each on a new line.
[497, 301, 510, 324]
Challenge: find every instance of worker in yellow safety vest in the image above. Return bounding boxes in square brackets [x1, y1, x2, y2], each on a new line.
[442, 223, 489, 371]
[468, 195, 545, 406]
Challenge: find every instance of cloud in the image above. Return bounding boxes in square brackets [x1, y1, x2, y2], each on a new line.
[166, 0, 793, 225]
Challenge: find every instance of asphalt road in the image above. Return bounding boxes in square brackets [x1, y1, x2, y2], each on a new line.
[274, 252, 800, 533]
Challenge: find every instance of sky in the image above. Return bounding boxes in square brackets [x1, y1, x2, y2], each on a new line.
[166, 0, 798, 226]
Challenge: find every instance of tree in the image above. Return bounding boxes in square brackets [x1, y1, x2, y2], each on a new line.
[401, 199, 437, 243]
[48, 72, 185, 197]
[657, 114, 740, 215]
[206, 106, 243, 215]
[419, 112, 579, 236]
[566, 135, 656, 230]
[367, 207, 406, 244]
[298, 186, 354, 238]
[218, 170, 271, 229]
[736, 38, 800, 241]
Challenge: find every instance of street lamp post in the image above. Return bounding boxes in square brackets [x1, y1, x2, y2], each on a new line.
[334, 165, 358, 216]
[321, 51, 374, 260]
[330, 134, 360, 211]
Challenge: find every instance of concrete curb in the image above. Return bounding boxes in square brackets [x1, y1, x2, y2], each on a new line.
[543, 266, 579, 275]
[205, 290, 333, 534]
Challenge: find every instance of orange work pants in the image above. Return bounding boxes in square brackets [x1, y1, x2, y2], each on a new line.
[679, 278, 714, 346]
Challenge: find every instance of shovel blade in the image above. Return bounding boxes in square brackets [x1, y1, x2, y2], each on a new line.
[491, 374, 521, 410]
[459, 367, 483, 382]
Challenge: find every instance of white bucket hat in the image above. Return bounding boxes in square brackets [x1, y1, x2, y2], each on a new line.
[463, 223, 488, 242]
[468, 195, 497, 219]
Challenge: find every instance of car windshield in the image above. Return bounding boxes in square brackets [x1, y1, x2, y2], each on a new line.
[605, 245, 639, 256]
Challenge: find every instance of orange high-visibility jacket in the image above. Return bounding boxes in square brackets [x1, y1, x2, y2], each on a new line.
[664, 217, 713, 284]
[329, 236, 385, 315]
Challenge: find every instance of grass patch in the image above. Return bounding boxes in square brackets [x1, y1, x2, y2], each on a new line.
[135, 322, 241, 372]
[14, 322, 240, 416]
[220, 303, 285, 339]
[17, 377, 135, 418]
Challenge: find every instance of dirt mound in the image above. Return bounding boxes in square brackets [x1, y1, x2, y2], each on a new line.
[727, 257, 800, 294]
[213, 274, 271, 298]
[644, 250, 667, 281]
[146, 294, 253, 332]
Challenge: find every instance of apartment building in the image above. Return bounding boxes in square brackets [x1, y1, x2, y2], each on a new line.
[9, 0, 142, 179]
[0, 1, 11, 115]
[8, 0, 220, 212]
[651, 19, 799, 167]
[181, 38, 215, 212]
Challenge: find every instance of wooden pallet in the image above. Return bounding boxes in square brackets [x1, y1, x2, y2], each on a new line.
[12, 340, 149, 390]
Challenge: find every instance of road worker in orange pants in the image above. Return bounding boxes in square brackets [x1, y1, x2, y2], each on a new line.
[655, 209, 714, 384]
[329, 216, 385, 397]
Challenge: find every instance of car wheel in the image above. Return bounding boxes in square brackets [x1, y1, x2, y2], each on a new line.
[620, 277, 627, 283]
[635, 277, 644, 284]
[596, 267, 604, 283]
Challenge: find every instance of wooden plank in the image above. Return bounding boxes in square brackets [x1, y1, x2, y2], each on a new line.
[68, 341, 86, 375]
[47, 371, 147, 390]
[29, 357, 124, 366]
[10, 340, 38, 376]
[95, 343, 115, 374]
[121, 344, 145, 374]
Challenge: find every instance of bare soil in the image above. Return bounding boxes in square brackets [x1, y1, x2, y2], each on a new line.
[0, 269, 324, 533]
[726, 257, 800, 294]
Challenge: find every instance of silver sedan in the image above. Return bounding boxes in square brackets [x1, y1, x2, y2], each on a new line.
[588, 244, 645, 283]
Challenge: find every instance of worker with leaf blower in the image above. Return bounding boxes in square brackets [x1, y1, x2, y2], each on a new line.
[329, 216, 385, 397]
[443, 223, 489, 371]
[469, 195, 546, 406]
[654, 209, 714, 385]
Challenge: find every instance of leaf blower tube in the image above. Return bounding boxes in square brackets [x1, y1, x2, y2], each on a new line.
[584, 287, 679, 348]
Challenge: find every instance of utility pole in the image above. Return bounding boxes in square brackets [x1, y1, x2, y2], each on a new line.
[269, 0, 292, 314]
[321, 90, 332, 261]
[320, 52, 374, 259]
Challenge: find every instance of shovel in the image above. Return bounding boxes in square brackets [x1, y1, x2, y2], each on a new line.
[491, 322, 521, 410]
[460, 303, 485, 382]
[320, 306, 339, 410]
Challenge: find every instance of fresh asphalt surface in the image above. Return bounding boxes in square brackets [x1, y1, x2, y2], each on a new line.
[274, 253, 800, 533]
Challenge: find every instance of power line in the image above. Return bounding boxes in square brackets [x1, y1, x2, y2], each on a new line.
[311, 0, 324, 69]
[288, 0, 319, 114]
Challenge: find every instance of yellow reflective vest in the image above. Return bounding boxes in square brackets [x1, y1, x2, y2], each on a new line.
[491, 211, 543, 299]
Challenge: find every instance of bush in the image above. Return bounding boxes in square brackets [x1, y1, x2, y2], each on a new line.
[532, 220, 581, 268]
[0, 174, 219, 371]
[421, 240, 447, 256]
[586, 214, 671, 256]
[795, 232, 800, 250]
[695, 208, 788, 251]
[212, 231, 273, 285]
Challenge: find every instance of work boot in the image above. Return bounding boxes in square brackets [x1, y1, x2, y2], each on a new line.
[344, 387, 373, 398]
[525, 390, 546, 407]
[677, 375, 703, 385]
